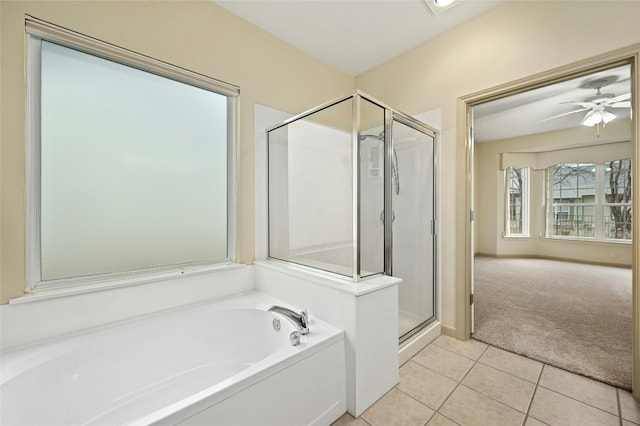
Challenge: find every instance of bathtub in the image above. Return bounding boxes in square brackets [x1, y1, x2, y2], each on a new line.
[0, 291, 347, 426]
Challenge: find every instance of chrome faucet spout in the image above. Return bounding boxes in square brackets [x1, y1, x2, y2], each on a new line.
[268, 305, 309, 335]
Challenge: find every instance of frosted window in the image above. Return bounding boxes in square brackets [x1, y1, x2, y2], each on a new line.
[40, 41, 229, 281]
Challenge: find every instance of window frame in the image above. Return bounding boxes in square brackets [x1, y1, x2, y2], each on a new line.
[504, 166, 530, 237]
[603, 159, 633, 240]
[546, 161, 631, 242]
[26, 17, 239, 291]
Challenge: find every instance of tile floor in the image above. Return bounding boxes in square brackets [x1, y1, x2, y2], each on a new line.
[332, 336, 640, 426]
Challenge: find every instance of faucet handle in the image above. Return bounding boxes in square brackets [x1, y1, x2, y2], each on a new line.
[299, 308, 310, 335]
[290, 331, 302, 346]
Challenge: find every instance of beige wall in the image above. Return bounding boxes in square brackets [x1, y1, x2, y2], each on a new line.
[0, 0, 354, 303]
[475, 121, 632, 267]
[356, 1, 640, 332]
[3, 0, 640, 326]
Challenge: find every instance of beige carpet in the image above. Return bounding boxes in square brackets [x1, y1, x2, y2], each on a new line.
[473, 256, 632, 390]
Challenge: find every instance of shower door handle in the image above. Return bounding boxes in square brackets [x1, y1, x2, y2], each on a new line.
[380, 210, 396, 224]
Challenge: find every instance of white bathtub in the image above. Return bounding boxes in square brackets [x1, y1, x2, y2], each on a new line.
[0, 291, 346, 426]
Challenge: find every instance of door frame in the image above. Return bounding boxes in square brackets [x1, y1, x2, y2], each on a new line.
[459, 43, 640, 396]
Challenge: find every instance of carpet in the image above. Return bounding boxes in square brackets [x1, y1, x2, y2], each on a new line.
[472, 256, 632, 390]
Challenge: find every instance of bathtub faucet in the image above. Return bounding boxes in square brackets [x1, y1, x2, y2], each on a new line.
[268, 306, 309, 335]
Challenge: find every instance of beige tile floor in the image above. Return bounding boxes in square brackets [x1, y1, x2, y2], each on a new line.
[332, 336, 640, 426]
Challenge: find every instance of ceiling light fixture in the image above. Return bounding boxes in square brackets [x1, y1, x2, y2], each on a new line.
[424, 0, 464, 15]
[581, 107, 617, 138]
[581, 108, 616, 127]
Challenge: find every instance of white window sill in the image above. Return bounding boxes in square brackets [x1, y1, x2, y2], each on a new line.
[502, 234, 532, 240]
[540, 236, 632, 246]
[12, 262, 244, 305]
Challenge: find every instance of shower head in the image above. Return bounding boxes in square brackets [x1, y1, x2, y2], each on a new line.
[359, 131, 400, 196]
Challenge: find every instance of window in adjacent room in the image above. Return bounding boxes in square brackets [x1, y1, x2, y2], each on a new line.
[604, 159, 632, 240]
[505, 167, 529, 237]
[546, 160, 631, 241]
[26, 18, 239, 289]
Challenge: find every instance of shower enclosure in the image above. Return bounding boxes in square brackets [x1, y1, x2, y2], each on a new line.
[267, 92, 437, 341]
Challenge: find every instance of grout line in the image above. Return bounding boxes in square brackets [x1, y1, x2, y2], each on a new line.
[474, 343, 545, 383]
[436, 412, 464, 426]
[449, 344, 543, 417]
[395, 386, 437, 412]
[390, 383, 447, 426]
[431, 339, 485, 362]
[411, 360, 467, 383]
[351, 338, 631, 426]
[617, 388, 623, 426]
[394, 360, 450, 426]
[460, 361, 536, 415]
[394, 362, 463, 425]
[474, 357, 541, 387]
[360, 416, 373, 426]
[407, 359, 464, 389]
[395, 383, 458, 426]
[535, 373, 621, 417]
[412, 340, 629, 426]
[536, 383, 621, 419]
[440, 350, 479, 362]
[429, 343, 490, 419]
[523, 363, 545, 425]
[523, 358, 622, 420]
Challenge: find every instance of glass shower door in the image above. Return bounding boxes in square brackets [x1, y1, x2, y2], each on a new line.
[392, 119, 436, 340]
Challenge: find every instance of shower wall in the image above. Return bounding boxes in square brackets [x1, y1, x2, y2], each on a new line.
[288, 123, 352, 258]
[269, 117, 353, 274]
[268, 96, 386, 278]
[359, 97, 386, 276]
[359, 133, 385, 274]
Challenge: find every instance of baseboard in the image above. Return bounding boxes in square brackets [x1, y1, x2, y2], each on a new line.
[474, 253, 631, 269]
[399, 321, 440, 366]
[441, 325, 456, 338]
[475, 252, 497, 258]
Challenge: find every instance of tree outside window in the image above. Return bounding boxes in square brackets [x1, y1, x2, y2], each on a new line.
[506, 167, 529, 237]
[605, 159, 632, 240]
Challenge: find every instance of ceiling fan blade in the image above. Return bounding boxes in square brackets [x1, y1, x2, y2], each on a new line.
[610, 101, 631, 108]
[560, 101, 594, 109]
[538, 108, 590, 123]
[608, 92, 631, 103]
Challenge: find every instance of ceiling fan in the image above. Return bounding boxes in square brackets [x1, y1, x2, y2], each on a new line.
[542, 78, 631, 130]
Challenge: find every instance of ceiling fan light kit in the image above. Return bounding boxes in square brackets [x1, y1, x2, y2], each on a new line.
[581, 108, 616, 127]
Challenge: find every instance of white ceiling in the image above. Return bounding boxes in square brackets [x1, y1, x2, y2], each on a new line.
[214, 0, 504, 76]
[214, 0, 632, 142]
[473, 65, 632, 143]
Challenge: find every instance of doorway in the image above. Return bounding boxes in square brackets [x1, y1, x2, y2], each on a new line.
[462, 49, 640, 394]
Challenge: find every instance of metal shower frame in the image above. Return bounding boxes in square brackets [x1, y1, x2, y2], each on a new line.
[266, 90, 439, 284]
